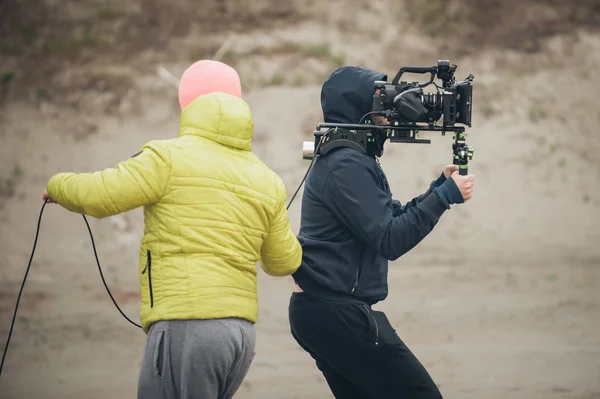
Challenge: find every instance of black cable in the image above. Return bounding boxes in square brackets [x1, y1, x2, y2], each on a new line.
[286, 134, 326, 210]
[286, 154, 316, 210]
[81, 215, 142, 329]
[0, 200, 142, 379]
[0, 200, 47, 377]
[358, 111, 378, 125]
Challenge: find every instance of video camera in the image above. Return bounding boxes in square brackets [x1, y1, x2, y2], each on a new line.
[373, 60, 474, 130]
[302, 60, 475, 175]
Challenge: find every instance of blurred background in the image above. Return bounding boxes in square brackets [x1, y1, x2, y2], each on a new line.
[1, 0, 599, 398]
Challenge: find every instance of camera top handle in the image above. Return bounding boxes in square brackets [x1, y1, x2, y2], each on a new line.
[391, 66, 437, 87]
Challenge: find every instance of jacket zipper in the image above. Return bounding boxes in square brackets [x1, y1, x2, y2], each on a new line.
[352, 247, 366, 294]
[141, 250, 154, 308]
[364, 304, 379, 345]
[351, 278, 359, 294]
[352, 269, 361, 294]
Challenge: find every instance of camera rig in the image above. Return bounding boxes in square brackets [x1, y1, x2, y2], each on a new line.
[302, 60, 475, 175]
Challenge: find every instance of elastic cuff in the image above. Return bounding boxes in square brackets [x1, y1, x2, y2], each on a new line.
[432, 187, 451, 210]
[433, 172, 447, 187]
[422, 191, 449, 216]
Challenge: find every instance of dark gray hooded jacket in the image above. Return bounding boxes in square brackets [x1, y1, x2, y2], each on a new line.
[292, 66, 449, 304]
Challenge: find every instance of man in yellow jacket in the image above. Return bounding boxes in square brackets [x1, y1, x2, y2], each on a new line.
[42, 60, 302, 399]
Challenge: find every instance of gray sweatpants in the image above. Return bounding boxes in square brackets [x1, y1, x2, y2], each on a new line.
[137, 318, 256, 399]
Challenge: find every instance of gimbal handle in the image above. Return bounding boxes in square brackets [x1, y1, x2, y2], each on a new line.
[452, 131, 473, 176]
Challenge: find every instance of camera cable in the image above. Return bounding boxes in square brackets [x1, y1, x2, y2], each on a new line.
[0, 200, 142, 379]
[286, 133, 327, 210]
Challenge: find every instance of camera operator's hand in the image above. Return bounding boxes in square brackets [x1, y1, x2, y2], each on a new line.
[450, 171, 475, 202]
[432, 171, 474, 209]
[443, 164, 459, 179]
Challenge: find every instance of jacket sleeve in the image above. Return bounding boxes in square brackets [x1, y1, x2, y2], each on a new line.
[46, 141, 172, 219]
[259, 178, 302, 277]
[392, 172, 446, 216]
[323, 154, 447, 261]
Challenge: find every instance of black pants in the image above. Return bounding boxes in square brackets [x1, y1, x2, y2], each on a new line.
[289, 293, 443, 399]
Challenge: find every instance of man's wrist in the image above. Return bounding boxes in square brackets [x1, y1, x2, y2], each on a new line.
[432, 177, 463, 209]
[434, 172, 447, 187]
[432, 187, 450, 209]
[428, 172, 447, 193]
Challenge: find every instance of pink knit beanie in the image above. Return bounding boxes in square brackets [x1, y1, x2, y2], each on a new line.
[178, 60, 242, 110]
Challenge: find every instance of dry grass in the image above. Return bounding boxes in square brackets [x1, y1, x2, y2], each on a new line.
[1, 0, 599, 109]
[0, 0, 306, 108]
[0, 163, 23, 207]
[217, 40, 347, 88]
[406, 0, 600, 54]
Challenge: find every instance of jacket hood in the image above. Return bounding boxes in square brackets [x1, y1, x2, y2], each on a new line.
[321, 66, 388, 124]
[179, 92, 253, 151]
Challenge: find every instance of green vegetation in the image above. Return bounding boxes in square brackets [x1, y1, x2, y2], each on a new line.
[0, 163, 23, 199]
[263, 73, 285, 87]
[405, 0, 600, 53]
[1, 0, 598, 103]
[1, 71, 15, 85]
[0, 0, 305, 105]
[528, 106, 547, 123]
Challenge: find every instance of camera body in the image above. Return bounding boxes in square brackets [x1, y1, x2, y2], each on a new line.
[302, 60, 475, 167]
[372, 60, 474, 129]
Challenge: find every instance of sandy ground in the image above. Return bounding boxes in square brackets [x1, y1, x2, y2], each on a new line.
[1, 12, 600, 399]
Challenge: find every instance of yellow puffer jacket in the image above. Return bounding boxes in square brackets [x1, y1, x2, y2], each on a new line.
[47, 92, 302, 333]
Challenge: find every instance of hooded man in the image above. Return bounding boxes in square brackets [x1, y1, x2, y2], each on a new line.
[42, 59, 302, 399]
[288, 66, 475, 398]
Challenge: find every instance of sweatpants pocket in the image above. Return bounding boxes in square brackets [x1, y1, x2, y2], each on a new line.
[371, 311, 403, 346]
[360, 304, 380, 346]
[153, 330, 165, 378]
